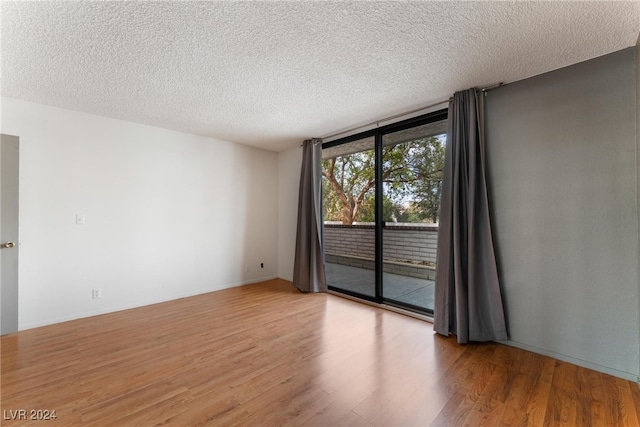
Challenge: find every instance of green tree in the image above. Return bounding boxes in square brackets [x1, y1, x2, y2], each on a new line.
[322, 135, 445, 225]
[359, 194, 400, 223]
[322, 150, 375, 224]
[404, 136, 446, 222]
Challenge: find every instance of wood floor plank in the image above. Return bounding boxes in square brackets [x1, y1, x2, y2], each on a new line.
[1, 279, 639, 426]
[615, 377, 640, 426]
[544, 361, 579, 427]
[393, 352, 478, 426]
[509, 354, 555, 426]
[631, 380, 640, 426]
[458, 360, 510, 426]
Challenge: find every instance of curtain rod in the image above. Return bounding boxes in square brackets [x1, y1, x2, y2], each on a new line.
[307, 82, 505, 144]
[319, 99, 448, 141]
[479, 82, 505, 94]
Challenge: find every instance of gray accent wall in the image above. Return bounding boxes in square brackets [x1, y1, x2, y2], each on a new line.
[486, 47, 639, 380]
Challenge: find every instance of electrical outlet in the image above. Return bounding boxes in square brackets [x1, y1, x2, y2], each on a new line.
[92, 289, 102, 299]
[76, 214, 86, 225]
[260, 263, 264, 269]
[245, 265, 250, 273]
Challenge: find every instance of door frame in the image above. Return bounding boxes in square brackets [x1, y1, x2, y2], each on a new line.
[322, 109, 448, 313]
[1, 133, 20, 335]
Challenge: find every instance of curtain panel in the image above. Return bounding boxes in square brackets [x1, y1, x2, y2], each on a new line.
[292, 138, 327, 293]
[434, 89, 508, 343]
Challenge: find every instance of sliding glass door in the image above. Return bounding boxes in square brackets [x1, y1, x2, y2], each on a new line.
[322, 111, 447, 314]
[322, 136, 376, 298]
[381, 124, 446, 312]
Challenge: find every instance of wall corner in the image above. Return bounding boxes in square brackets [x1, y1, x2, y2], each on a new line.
[636, 33, 640, 383]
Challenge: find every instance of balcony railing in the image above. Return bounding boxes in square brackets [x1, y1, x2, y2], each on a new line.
[324, 223, 438, 311]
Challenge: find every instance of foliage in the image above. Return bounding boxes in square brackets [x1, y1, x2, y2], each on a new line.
[322, 135, 445, 225]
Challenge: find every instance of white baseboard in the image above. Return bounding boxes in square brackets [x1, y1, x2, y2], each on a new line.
[19, 275, 279, 331]
[503, 339, 640, 383]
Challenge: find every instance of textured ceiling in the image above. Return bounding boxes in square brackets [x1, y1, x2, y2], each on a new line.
[2, 1, 639, 152]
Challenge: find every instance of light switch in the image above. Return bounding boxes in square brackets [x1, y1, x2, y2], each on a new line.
[76, 214, 85, 225]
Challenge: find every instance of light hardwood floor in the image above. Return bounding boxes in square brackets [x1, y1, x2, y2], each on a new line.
[2, 279, 639, 426]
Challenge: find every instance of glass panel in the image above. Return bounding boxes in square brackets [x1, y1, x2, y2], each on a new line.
[381, 123, 446, 312]
[322, 137, 376, 298]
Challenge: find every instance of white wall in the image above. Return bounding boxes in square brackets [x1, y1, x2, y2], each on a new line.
[1, 97, 279, 330]
[277, 146, 302, 282]
[485, 48, 639, 381]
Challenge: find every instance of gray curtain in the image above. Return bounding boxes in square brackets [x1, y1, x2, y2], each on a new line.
[293, 138, 327, 293]
[434, 89, 508, 343]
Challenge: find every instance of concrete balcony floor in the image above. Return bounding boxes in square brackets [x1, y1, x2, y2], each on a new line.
[325, 262, 435, 312]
